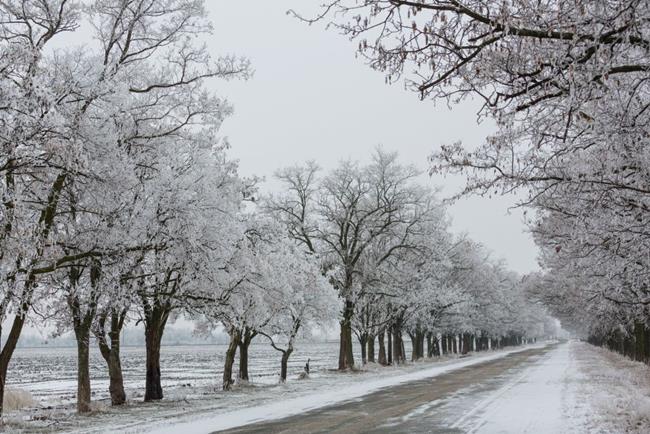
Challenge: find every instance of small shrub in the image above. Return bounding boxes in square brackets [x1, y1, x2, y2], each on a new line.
[4, 389, 36, 411]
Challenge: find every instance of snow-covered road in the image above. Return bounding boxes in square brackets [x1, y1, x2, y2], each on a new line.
[181, 341, 647, 434]
[216, 344, 564, 433]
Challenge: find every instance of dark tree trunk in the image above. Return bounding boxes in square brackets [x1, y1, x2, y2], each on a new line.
[0, 311, 28, 416]
[144, 308, 167, 401]
[417, 330, 425, 359]
[645, 325, 650, 362]
[426, 333, 433, 358]
[441, 334, 448, 355]
[409, 329, 425, 361]
[387, 328, 393, 365]
[339, 300, 355, 370]
[635, 322, 646, 362]
[238, 328, 256, 382]
[238, 342, 249, 381]
[0, 367, 4, 418]
[452, 335, 458, 354]
[377, 330, 387, 365]
[223, 329, 241, 390]
[74, 329, 92, 413]
[68, 264, 98, 414]
[462, 333, 471, 355]
[96, 309, 127, 406]
[367, 335, 375, 363]
[392, 322, 406, 364]
[358, 334, 368, 365]
[280, 348, 293, 383]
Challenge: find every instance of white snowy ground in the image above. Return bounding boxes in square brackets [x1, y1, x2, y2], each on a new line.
[446, 341, 650, 434]
[5, 340, 650, 433]
[146, 341, 650, 434]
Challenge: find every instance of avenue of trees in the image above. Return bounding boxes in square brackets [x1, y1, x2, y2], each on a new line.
[0, 0, 552, 417]
[310, 0, 650, 363]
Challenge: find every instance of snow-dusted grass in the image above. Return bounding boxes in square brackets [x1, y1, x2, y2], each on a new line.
[4, 388, 36, 412]
[573, 342, 650, 433]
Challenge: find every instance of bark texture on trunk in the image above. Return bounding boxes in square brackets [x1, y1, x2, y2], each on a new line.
[69, 263, 99, 414]
[0, 311, 28, 416]
[75, 331, 92, 413]
[358, 334, 368, 365]
[144, 306, 168, 401]
[392, 322, 406, 364]
[223, 329, 240, 391]
[387, 328, 393, 365]
[377, 330, 387, 365]
[338, 300, 355, 370]
[238, 328, 257, 382]
[95, 309, 127, 406]
[280, 349, 293, 383]
[367, 335, 375, 363]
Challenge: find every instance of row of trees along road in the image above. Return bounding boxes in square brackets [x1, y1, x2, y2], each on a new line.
[308, 0, 650, 364]
[0, 0, 554, 417]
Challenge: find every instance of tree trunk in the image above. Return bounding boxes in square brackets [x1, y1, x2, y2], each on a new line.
[238, 341, 249, 381]
[367, 335, 375, 363]
[68, 266, 97, 414]
[416, 330, 425, 360]
[392, 322, 405, 364]
[358, 334, 368, 365]
[0, 367, 4, 418]
[338, 300, 355, 370]
[0, 312, 28, 416]
[223, 329, 240, 390]
[452, 335, 458, 354]
[74, 328, 92, 413]
[387, 328, 393, 365]
[144, 316, 165, 401]
[634, 322, 644, 362]
[462, 333, 471, 355]
[377, 330, 387, 365]
[96, 310, 127, 406]
[280, 348, 293, 383]
[238, 328, 256, 382]
[441, 334, 447, 355]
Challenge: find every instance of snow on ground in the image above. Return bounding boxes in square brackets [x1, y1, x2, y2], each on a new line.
[449, 340, 650, 434]
[572, 342, 650, 433]
[6, 340, 650, 434]
[451, 341, 588, 433]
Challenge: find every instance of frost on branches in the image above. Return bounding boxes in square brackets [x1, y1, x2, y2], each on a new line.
[311, 1, 650, 361]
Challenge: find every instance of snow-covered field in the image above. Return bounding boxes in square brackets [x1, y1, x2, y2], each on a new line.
[8, 340, 378, 406]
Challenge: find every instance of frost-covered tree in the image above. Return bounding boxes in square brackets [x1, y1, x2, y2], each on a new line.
[0, 0, 250, 412]
[259, 237, 338, 383]
[268, 149, 435, 370]
[307, 0, 650, 356]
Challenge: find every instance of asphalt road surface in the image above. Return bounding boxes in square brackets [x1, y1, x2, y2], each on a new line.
[217, 344, 562, 434]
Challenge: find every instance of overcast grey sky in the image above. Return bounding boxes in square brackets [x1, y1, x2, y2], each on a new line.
[205, 1, 539, 275]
